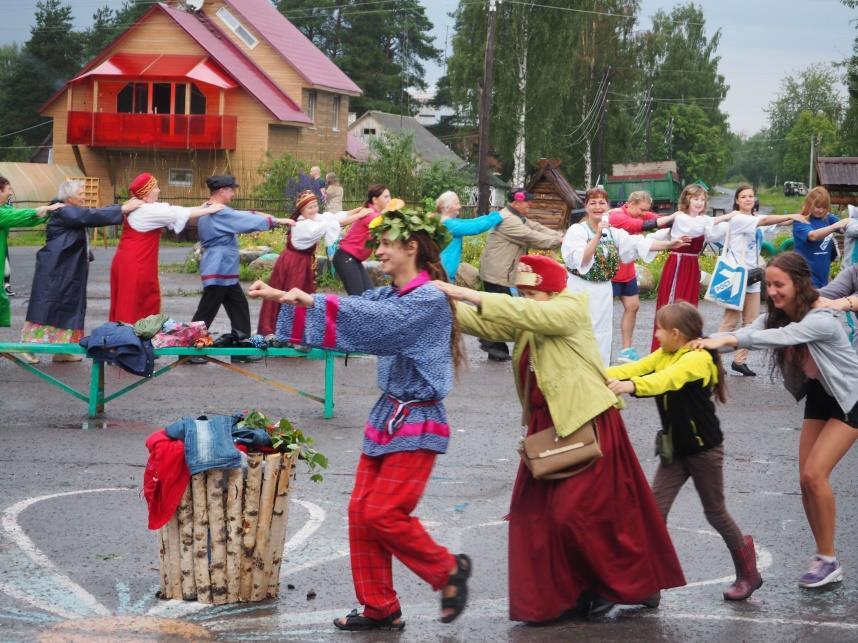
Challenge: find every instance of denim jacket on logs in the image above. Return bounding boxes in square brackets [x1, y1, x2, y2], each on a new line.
[165, 413, 243, 474]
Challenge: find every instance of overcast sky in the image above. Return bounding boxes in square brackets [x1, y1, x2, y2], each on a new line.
[3, 0, 856, 135]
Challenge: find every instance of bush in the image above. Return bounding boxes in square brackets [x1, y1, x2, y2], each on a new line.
[254, 133, 471, 210]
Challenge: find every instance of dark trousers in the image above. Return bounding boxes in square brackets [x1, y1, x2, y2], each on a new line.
[192, 284, 251, 337]
[652, 445, 744, 551]
[479, 281, 512, 355]
[333, 249, 374, 295]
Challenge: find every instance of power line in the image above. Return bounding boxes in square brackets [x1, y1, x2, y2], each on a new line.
[0, 121, 52, 139]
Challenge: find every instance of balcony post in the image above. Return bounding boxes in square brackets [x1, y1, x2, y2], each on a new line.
[219, 90, 225, 148]
[92, 81, 98, 146]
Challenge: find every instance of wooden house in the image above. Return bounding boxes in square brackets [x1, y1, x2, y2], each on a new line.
[526, 159, 583, 230]
[348, 111, 466, 168]
[38, 0, 360, 206]
[816, 157, 858, 207]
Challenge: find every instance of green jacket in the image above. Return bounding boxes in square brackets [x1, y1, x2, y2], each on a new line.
[0, 204, 44, 327]
[456, 291, 621, 437]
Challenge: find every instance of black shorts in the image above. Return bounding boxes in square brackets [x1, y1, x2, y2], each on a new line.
[803, 379, 858, 429]
[612, 279, 639, 297]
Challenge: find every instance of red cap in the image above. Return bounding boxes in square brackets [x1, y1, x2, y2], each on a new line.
[515, 255, 567, 293]
[130, 173, 158, 199]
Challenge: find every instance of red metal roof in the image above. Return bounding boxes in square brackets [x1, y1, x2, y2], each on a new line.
[72, 53, 237, 89]
[346, 133, 369, 162]
[162, 3, 310, 124]
[223, 0, 361, 95]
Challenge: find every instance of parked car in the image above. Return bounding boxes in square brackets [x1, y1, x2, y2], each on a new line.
[784, 181, 807, 196]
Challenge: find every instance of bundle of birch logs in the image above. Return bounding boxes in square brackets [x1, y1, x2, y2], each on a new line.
[158, 452, 297, 604]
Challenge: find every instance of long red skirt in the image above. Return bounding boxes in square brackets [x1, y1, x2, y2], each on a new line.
[650, 237, 705, 351]
[257, 246, 316, 336]
[508, 354, 685, 622]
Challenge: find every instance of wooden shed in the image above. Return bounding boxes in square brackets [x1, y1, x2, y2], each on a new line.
[816, 157, 858, 207]
[526, 159, 583, 230]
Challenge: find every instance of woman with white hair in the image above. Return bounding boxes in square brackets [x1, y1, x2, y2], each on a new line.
[19, 180, 143, 364]
[434, 191, 503, 282]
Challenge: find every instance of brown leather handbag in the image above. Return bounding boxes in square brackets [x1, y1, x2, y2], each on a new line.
[519, 359, 602, 480]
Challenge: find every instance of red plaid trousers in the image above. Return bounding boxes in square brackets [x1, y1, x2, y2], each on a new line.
[348, 450, 456, 619]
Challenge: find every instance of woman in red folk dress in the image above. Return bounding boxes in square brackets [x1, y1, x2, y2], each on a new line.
[109, 173, 224, 324]
[650, 184, 733, 350]
[257, 191, 365, 337]
[436, 255, 685, 623]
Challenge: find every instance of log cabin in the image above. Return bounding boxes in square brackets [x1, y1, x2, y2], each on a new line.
[38, 0, 360, 206]
[526, 159, 583, 230]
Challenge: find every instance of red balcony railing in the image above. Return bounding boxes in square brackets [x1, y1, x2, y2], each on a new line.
[67, 111, 237, 150]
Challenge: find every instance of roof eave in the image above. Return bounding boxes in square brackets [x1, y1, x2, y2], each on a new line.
[309, 84, 362, 97]
[39, 3, 166, 114]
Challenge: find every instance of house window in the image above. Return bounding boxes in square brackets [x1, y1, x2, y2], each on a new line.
[117, 82, 206, 115]
[362, 127, 376, 137]
[117, 82, 149, 113]
[152, 83, 171, 114]
[190, 84, 206, 114]
[169, 168, 193, 187]
[332, 96, 341, 130]
[307, 91, 317, 123]
[216, 7, 258, 49]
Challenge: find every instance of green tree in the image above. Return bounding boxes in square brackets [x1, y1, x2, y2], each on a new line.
[81, 6, 119, 62]
[638, 3, 728, 157]
[839, 35, 858, 153]
[766, 64, 844, 180]
[782, 110, 839, 182]
[0, 1, 83, 159]
[766, 64, 844, 141]
[723, 131, 778, 188]
[446, 0, 641, 185]
[284, 0, 440, 115]
[650, 103, 726, 185]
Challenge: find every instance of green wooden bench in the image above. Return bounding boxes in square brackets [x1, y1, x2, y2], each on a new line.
[0, 343, 337, 419]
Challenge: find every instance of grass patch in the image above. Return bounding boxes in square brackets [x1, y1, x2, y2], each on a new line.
[239, 230, 287, 253]
[756, 187, 804, 215]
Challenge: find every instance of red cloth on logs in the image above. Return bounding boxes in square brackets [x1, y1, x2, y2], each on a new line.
[144, 430, 190, 530]
[507, 348, 685, 623]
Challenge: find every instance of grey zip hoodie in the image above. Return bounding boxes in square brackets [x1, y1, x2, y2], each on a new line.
[728, 308, 858, 414]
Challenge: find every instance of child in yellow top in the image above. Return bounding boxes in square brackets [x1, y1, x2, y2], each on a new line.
[607, 302, 762, 602]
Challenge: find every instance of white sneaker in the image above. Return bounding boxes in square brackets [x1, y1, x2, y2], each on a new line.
[19, 352, 40, 364]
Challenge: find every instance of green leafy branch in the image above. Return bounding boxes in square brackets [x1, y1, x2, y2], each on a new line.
[239, 410, 329, 482]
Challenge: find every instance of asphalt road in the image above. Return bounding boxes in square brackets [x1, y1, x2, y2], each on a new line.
[1, 245, 858, 642]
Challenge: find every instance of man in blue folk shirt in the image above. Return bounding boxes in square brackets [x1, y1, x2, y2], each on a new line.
[792, 187, 850, 288]
[191, 175, 293, 363]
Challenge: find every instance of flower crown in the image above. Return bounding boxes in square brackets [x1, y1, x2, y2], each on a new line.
[368, 209, 452, 250]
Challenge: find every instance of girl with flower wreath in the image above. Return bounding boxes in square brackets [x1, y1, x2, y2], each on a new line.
[249, 209, 471, 631]
[561, 187, 689, 365]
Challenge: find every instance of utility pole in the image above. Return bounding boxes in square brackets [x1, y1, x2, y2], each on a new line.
[477, 0, 499, 213]
[593, 68, 611, 185]
[808, 133, 817, 189]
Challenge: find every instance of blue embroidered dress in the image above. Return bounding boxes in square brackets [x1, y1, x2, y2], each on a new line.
[197, 207, 274, 287]
[275, 272, 453, 456]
